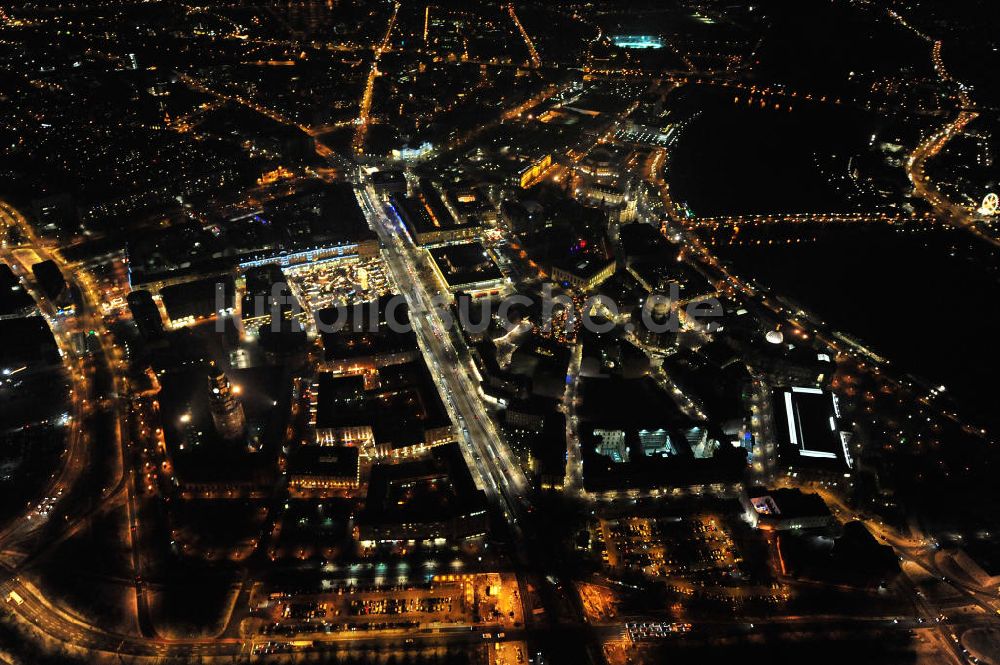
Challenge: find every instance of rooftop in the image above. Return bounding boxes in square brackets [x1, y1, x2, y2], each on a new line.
[315, 360, 451, 449]
[390, 180, 477, 239]
[428, 242, 504, 290]
[287, 445, 360, 481]
[160, 275, 235, 323]
[318, 295, 417, 362]
[773, 386, 853, 471]
[359, 443, 486, 528]
[748, 487, 832, 520]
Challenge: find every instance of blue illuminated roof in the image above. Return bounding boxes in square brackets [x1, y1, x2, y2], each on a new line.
[612, 35, 664, 49]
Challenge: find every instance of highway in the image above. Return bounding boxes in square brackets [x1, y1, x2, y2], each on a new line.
[818, 487, 1000, 616]
[1, 195, 989, 664]
[647, 126, 991, 445]
[356, 184, 531, 540]
[507, 3, 541, 69]
[905, 109, 995, 247]
[811, 486, 1000, 665]
[353, 1, 400, 155]
[888, 10, 996, 248]
[688, 211, 937, 229]
[0, 200, 105, 554]
[0, 200, 150, 645]
[641, 94, 1000, 661]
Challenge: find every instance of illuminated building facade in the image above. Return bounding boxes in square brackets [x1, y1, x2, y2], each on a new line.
[518, 154, 553, 188]
[550, 257, 617, 291]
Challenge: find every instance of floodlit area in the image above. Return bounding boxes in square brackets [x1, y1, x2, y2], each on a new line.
[489, 640, 528, 665]
[600, 515, 740, 579]
[256, 573, 522, 638]
[284, 256, 393, 313]
[577, 582, 619, 622]
[611, 35, 664, 49]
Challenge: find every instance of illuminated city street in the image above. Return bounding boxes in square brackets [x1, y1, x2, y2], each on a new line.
[3, 2, 1000, 664]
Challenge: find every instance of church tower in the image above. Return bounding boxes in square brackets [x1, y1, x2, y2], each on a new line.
[207, 363, 246, 441]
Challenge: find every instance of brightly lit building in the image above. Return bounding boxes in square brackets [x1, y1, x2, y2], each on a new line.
[611, 35, 664, 49]
[772, 386, 854, 481]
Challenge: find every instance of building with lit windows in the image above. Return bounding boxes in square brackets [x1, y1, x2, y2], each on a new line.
[357, 443, 488, 543]
[160, 275, 236, 329]
[518, 154, 553, 188]
[288, 445, 360, 495]
[550, 256, 616, 291]
[389, 179, 481, 245]
[428, 242, 507, 297]
[317, 295, 420, 373]
[312, 361, 454, 457]
[442, 186, 497, 225]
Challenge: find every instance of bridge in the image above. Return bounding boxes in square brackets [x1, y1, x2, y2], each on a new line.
[685, 211, 937, 229]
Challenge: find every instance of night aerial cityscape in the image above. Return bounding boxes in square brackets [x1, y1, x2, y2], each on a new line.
[2, 1, 1000, 664]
